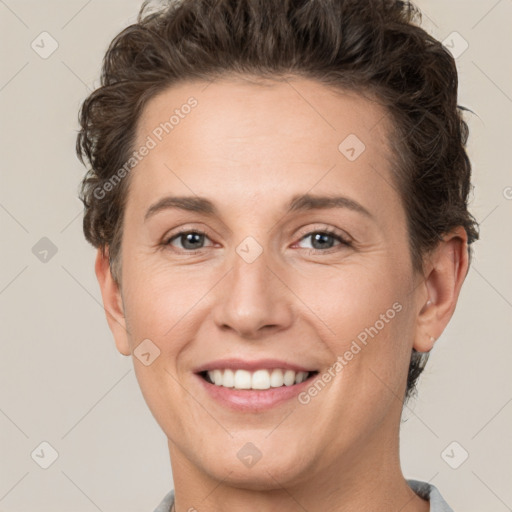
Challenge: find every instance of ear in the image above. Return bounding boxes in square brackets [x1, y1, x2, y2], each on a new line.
[413, 226, 470, 352]
[95, 247, 131, 356]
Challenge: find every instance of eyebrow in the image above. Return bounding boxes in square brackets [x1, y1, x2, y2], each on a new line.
[144, 193, 373, 222]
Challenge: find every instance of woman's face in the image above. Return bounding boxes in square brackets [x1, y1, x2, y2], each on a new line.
[106, 77, 429, 487]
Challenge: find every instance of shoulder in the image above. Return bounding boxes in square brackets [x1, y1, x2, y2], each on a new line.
[407, 479, 455, 512]
[153, 489, 175, 512]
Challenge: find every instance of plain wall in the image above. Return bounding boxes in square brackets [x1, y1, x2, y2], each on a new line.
[1, 0, 511, 510]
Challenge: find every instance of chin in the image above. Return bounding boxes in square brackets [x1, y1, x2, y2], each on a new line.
[197, 447, 312, 491]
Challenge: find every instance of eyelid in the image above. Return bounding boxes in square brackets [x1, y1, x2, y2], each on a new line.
[163, 226, 214, 249]
[162, 223, 353, 253]
[163, 222, 213, 239]
[294, 224, 353, 245]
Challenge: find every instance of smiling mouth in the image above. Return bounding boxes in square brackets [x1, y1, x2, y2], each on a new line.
[199, 368, 319, 390]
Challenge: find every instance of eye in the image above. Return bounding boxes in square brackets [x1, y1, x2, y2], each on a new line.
[162, 227, 351, 254]
[164, 229, 214, 251]
[295, 229, 351, 252]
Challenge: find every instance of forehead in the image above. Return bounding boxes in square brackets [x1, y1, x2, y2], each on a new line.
[128, 77, 398, 217]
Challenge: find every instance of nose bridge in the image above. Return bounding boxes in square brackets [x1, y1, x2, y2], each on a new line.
[213, 240, 293, 338]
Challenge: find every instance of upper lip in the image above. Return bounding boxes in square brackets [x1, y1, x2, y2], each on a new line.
[194, 358, 316, 373]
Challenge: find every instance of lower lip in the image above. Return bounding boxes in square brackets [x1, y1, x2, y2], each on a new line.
[195, 373, 317, 411]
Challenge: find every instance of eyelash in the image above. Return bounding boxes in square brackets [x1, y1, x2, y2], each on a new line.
[162, 227, 352, 254]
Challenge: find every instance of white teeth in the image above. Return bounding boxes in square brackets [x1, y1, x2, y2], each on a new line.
[283, 369, 295, 386]
[252, 369, 270, 389]
[213, 369, 223, 386]
[205, 369, 311, 390]
[270, 369, 284, 387]
[234, 369, 252, 389]
[223, 369, 235, 388]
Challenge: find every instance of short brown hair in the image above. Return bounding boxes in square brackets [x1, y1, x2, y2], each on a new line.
[76, 0, 479, 400]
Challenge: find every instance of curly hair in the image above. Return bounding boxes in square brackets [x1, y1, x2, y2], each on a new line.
[76, 0, 479, 401]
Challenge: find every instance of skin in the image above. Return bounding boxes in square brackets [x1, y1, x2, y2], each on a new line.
[95, 76, 469, 512]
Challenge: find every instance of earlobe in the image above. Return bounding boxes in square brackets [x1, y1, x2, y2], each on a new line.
[94, 247, 131, 356]
[413, 227, 469, 353]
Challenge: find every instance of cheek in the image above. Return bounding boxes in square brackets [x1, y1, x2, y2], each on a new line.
[121, 256, 206, 344]
[336, 296, 414, 417]
[291, 258, 414, 399]
[292, 256, 409, 338]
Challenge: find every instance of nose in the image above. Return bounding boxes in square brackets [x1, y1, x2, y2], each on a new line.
[212, 249, 294, 340]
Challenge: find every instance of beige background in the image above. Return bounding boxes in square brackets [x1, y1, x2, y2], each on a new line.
[1, 0, 511, 510]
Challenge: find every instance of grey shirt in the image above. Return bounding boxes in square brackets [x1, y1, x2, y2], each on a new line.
[153, 479, 454, 511]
